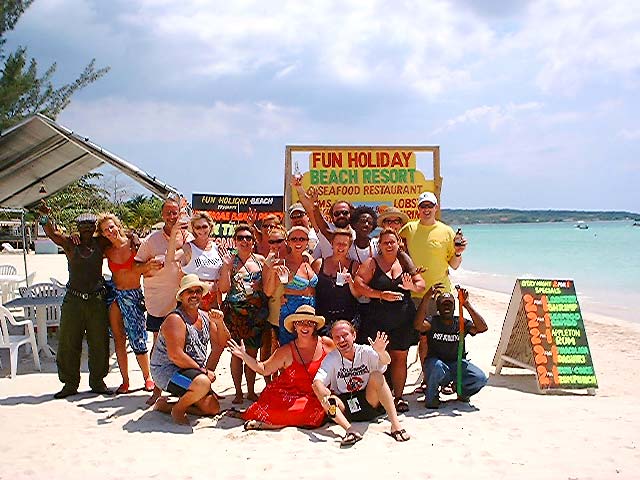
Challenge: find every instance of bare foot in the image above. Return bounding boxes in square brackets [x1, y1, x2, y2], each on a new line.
[153, 397, 173, 414]
[171, 408, 191, 425]
[146, 386, 162, 406]
[247, 392, 258, 401]
[232, 393, 244, 404]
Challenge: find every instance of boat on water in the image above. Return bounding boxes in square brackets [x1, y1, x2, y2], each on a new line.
[575, 221, 589, 230]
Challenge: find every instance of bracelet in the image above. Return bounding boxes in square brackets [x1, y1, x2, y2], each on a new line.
[455, 253, 462, 257]
[39, 215, 49, 226]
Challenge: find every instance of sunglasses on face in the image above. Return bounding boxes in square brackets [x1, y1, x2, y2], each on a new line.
[290, 212, 305, 219]
[268, 238, 286, 245]
[289, 236, 308, 242]
[294, 320, 317, 328]
[419, 203, 436, 209]
[236, 235, 254, 242]
[193, 224, 210, 230]
[383, 218, 403, 225]
[333, 210, 350, 217]
[262, 224, 277, 230]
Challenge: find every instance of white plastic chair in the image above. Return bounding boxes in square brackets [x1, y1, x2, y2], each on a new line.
[49, 277, 66, 289]
[0, 265, 17, 275]
[0, 305, 41, 378]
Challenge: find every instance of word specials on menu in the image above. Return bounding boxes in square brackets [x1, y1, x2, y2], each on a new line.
[520, 279, 597, 389]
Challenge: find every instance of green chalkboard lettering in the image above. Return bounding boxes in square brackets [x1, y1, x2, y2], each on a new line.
[557, 354, 586, 364]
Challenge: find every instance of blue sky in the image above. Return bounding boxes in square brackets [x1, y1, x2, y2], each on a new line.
[6, 0, 640, 211]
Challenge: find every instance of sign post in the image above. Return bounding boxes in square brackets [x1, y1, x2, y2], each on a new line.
[493, 279, 597, 394]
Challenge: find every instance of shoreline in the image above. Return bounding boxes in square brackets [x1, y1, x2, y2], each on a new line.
[2, 252, 640, 478]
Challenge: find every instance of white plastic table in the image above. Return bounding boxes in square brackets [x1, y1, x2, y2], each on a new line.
[4, 295, 64, 359]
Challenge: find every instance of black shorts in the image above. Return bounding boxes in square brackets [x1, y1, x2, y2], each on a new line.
[146, 313, 165, 332]
[338, 390, 385, 422]
[166, 369, 203, 397]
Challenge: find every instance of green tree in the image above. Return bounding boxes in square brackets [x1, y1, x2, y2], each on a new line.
[122, 194, 163, 235]
[0, 0, 110, 130]
[43, 172, 112, 232]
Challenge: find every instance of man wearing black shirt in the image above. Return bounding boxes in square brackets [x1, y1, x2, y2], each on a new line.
[414, 287, 488, 408]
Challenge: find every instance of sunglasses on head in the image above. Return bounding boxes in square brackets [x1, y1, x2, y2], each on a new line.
[333, 210, 350, 217]
[236, 235, 254, 241]
[268, 238, 286, 244]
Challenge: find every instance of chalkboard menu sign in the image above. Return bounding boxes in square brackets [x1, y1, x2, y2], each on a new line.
[493, 279, 598, 392]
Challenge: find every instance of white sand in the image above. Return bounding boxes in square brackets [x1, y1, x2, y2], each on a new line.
[1, 253, 639, 479]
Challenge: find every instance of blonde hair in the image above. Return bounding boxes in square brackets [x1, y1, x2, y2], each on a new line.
[190, 211, 214, 230]
[96, 213, 123, 237]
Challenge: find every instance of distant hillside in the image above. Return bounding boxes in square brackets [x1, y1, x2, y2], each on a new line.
[440, 209, 640, 225]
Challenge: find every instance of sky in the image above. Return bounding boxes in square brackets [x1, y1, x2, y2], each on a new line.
[5, 0, 640, 211]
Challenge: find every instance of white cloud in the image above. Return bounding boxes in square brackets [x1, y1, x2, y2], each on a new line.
[59, 97, 302, 144]
[618, 129, 640, 141]
[433, 102, 543, 134]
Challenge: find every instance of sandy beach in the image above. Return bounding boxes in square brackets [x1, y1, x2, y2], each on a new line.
[1, 252, 639, 479]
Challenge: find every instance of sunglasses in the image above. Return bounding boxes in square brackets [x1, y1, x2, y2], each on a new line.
[333, 210, 350, 217]
[294, 320, 317, 328]
[383, 218, 403, 225]
[262, 224, 277, 230]
[193, 224, 210, 230]
[236, 235, 254, 241]
[419, 203, 436, 209]
[268, 238, 286, 245]
[290, 212, 305, 219]
[289, 236, 308, 242]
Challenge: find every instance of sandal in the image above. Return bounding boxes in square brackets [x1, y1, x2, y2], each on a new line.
[395, 398, 410, 413]
[441, 381, 455, 395]
[116, 383, 130, 394]
[144, 378, 155, 392]
[413, 384, 426, 394]
[243, 420, 265, 431]
[340, 431, 363, 447]
[386, 429, 411, 442]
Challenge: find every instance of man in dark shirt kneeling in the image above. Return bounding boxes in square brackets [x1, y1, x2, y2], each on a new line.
[414, 286, 488, 408]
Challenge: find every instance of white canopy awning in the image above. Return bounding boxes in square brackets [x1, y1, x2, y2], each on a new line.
[0, 114, 179, 209]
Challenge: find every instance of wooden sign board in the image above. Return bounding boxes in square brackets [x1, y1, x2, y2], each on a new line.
[493, 279, 597, 394]
[284, 145, 441, 226]
[192, 193, 284, 248]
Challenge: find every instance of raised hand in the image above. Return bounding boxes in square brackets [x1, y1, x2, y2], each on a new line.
[399, 273, 415, 291]
[208, 308, 224, 322]
[227, 339, 246, 360]
[246, 208, 257, 227]
[455, 285, 469, 305]
[368, 331, 389, 355]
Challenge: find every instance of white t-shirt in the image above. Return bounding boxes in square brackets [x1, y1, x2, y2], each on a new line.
[181, 241, 222, 280]
[348, 237, 379, 264]
[314, 344, 387, 394]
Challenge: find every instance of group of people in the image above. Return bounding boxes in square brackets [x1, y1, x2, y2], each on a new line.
[37, 185, 489, 447]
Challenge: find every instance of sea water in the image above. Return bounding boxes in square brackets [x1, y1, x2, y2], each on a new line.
[448, 221, 640, 321]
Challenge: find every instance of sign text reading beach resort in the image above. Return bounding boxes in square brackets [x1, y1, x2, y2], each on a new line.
[296, 148, 436, 219]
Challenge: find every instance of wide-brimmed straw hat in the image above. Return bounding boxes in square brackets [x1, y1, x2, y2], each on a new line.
[284, 305, 325, 332]
[376, 207, 409, 227]
[176, 274, 211, 300]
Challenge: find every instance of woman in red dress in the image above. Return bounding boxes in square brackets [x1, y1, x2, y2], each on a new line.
[227, 305, 334, 430]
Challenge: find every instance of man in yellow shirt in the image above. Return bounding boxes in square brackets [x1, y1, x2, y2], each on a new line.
[399, 191, 467, 302]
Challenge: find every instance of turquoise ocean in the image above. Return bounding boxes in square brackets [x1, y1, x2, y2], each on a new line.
[447, 221, 639, 321]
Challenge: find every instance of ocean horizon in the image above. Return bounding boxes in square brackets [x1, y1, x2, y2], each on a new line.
[446, 220, 639, 321]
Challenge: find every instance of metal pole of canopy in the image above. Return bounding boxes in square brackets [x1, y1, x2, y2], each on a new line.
[20, 209, 30, 286]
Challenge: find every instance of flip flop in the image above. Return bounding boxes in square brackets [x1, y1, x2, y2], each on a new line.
[340, 431, 363, 447]
[395, 398, 410, 413]
[413, 384, 426, 394]
[441, 382, 455, 395]
[243, 420, 265, 431]
[386, 429, 411, 442]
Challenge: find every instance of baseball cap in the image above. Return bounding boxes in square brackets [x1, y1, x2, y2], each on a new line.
[288, 203, 306, 216]
[417, 192, 438, 206]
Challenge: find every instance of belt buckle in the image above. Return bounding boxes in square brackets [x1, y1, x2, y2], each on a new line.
[81, 293, 89, 300]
